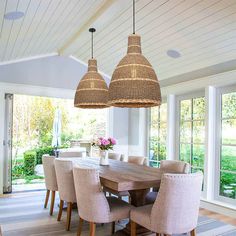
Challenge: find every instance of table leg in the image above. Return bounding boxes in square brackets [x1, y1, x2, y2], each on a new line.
[129, 189, 150, 207]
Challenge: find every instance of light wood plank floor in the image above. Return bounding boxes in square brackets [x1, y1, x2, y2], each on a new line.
[0, 191, 235, 236]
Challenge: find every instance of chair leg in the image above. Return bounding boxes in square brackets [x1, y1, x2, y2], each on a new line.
[57, 200, 64, 221]
[190, 228, 196, 236]
[131, 220, 136, 236]
[44, 190, 50, 208]
[156, 234, 161, 236]
[49, 190, 55, 215]
[77, 217, 84, 236]
[66, 202, 72, 231]
[111, 221, 115, 234]
[89, 222, 96, 236]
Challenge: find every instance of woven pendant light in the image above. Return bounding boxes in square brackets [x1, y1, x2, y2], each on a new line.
[108, 0, 161, 108]
[74, 28, 109, 109]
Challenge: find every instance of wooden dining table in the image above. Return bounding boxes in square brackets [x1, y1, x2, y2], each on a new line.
[62, 157, 162, 235]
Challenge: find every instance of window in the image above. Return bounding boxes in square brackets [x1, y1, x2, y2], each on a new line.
[149, 103, 167, 167]
[219, 91, 236, 200]
[179, 97, 205, 174]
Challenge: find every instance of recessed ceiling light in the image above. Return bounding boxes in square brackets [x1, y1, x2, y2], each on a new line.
[167, 49, 181, 59]
[4, 11, 24, 20]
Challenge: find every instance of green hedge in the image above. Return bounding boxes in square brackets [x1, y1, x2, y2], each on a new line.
[23, 151, 36, 176]
[12, 162, 24, 179]
[35, 146, 54, 164]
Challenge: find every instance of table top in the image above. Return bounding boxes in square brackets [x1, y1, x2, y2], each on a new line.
[61, 157, 162, 192]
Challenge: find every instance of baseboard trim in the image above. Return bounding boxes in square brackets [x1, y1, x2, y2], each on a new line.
[200, 199, 236, 219]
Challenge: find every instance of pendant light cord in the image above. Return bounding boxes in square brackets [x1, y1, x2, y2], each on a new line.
[133, 0, 135, 34]
[91, 31, 94, 58]
[89, 28, 96, 58]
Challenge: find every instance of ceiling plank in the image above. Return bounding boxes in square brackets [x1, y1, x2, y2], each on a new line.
[58, 0, 118, 55]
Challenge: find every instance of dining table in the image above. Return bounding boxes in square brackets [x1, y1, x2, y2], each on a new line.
[61, 156, 162, 235]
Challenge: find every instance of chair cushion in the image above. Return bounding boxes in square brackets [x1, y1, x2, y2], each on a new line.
[145, 191, 158, 205]
[107, 197, 133, 221]
[130, 204, 152, 230]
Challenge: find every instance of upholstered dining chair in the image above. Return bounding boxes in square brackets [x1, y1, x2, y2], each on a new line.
[54, 159, 77, 231]
[160, 160, 190, 173]
[128, 156, 148, 166]
[42, 155, 58, 216]
[73, 166, 133, 236]
[108, 152, 121, 161]
[145, 160, 190, 204]
[58, 151, 84, 158]
[131, 172, 203, 236]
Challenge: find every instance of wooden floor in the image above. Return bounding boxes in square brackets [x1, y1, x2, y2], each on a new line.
[0, 191, 236, 236]
[199, 208, 236, 226]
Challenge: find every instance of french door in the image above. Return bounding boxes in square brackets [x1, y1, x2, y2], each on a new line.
[3, 93, 13, 193]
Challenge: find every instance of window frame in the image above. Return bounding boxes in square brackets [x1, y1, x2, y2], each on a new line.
[176, 91, 206, 193]
[148, 98, 167, 167]
[215, 85, 236, 205]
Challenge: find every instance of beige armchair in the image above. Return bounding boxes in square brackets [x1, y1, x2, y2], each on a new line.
[145, 160, 190, 204]
[54, 159, 77, 230]
[42, 155, 58, 215]
[73, 166, 132, 236]
[131, 172, 203, 236]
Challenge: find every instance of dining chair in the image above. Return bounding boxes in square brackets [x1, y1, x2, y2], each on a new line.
[160, 160, 190, 173]
[108, 152, 121, 161]
[131, 172, 203, 236]
[58, 151, 84, 158]
[145, 160, 190, 204]
[54, 159, 77, 231]
[128, 156, 148, 166]
[42, 155, 58, 215]
[73, 166, 133, 236]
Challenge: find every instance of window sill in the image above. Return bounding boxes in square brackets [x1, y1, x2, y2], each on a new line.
[200, 198, 236, 218]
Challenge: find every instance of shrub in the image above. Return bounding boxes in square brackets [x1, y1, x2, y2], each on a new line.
[23, 151, 36, 176]
[12, 163, 24, 179]
[35, 146, 54, 164]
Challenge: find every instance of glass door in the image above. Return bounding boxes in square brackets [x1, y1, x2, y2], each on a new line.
[3, 93, 13, 193]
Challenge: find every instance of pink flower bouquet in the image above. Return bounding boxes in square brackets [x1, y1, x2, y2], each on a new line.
[92, 137, 116, 151]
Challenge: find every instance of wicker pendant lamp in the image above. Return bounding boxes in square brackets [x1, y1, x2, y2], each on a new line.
[74, 28, 109, 109]
[108, 0, 161, 108]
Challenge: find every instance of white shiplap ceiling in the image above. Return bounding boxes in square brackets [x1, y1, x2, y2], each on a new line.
[0, 0, 236, 81]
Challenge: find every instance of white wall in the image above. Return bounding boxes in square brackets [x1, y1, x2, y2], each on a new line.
[0, 55, 110, 90]
[128, 108, 148, 157]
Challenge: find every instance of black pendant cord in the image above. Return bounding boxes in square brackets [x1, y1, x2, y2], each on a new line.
[89, 28, 96, 58]
[91, 31, 93, 58]
[133, 0, 135, 34]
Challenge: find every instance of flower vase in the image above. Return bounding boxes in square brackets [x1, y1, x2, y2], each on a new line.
[99, 150, 109, 166]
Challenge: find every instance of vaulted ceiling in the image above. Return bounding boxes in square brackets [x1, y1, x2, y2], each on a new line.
[0, 0, 236, 81]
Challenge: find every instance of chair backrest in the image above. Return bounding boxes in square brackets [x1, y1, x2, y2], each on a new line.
[54, 159, 76, 203]
[151, 172, 203, 234]
[128, 156, 147, 166]
[160, 160, 190, 173]
[58, 151, 83, 158]
[108, 152, 121, 161]
[73, 167, 110, 223]
[42, 156, 58, 191]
